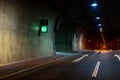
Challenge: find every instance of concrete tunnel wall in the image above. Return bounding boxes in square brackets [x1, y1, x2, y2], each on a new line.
[55, 18, 87, 52]
[0, 0, 60, 63]
[72, 32, 86, 51]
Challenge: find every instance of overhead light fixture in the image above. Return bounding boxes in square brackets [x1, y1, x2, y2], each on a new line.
[90, 3, 98, 7]
[96, 17, 100, 20]
[99, 28, 103, 32]
[98, 24, 102, 27]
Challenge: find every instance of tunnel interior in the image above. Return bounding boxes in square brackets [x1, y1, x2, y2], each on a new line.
[55, 17, 76, 52]
[0, 0, 120, 64]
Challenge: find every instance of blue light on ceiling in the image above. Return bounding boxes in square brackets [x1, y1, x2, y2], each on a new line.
[96, 17, 100, 20]
[98, 24, 102, 27]
[90, 3, 98, 7]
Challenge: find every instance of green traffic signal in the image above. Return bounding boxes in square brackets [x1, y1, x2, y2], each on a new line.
[41, 25, 48, 33]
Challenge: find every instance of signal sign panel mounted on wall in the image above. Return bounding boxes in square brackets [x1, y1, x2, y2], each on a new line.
[38, 19, 48, 36]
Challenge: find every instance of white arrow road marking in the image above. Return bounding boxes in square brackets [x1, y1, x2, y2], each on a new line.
[92, 61, 101, 78]
[72, 54, 88, 62]
[114, 54, 120, 61]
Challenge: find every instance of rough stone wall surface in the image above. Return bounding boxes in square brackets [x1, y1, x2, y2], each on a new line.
[0, 0, 59, 63]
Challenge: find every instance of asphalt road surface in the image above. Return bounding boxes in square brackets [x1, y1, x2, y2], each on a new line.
[13, 51, 120, 80]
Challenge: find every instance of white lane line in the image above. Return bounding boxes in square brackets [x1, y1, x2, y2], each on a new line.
[72, 54, 88, 62]
[114, 54, 120, 61]
[92, 61, 101, 78]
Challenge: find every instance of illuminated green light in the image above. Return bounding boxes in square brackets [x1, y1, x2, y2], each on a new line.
[34, 26, 39, 31]
[32, 24, 39, 31]
[41, 25, 48, 33]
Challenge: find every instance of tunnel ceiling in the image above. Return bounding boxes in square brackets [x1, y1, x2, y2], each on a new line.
[12, 0, 120, 38]
[48, 0, 120, 38]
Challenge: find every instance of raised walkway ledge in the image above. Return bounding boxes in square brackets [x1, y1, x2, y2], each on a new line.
[0, 52, 81, 80]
